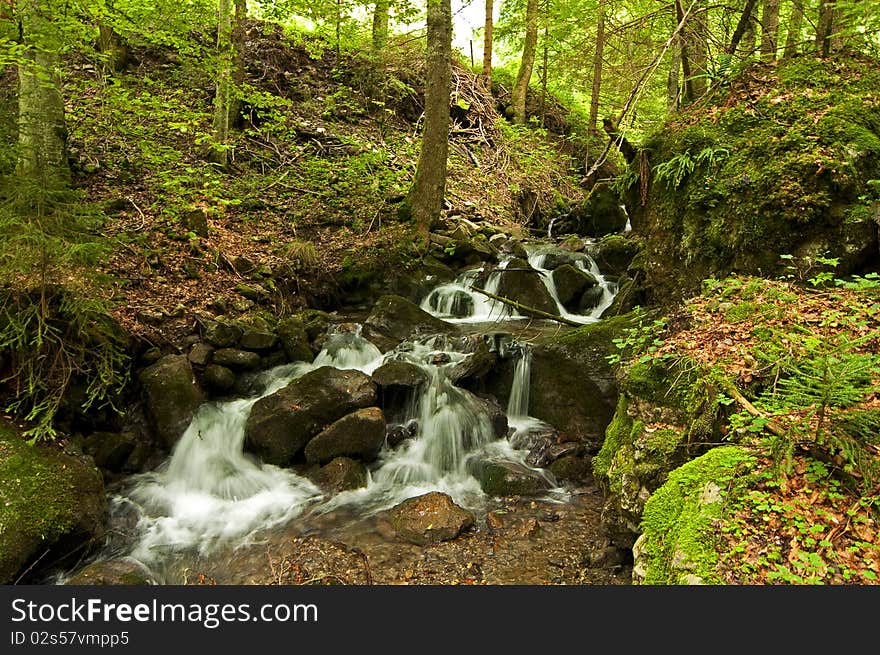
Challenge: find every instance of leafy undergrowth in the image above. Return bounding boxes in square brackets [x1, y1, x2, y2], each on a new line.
[52, 21, 584, 348]
[620, 271, 880, 583]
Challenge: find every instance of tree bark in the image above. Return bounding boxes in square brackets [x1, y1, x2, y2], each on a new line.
[230, 0, 247, 126]
[210, 0, 234, 166]
[688, 1, 707, 99]
[760, 0, 779, 61]
[727, 0, 759, 55]
[482, 0, 493, 85]
[589, 0, 606, 132]
[510, 0, 538, 124]
[815, 0, 835, 57]
[372, 0, 390, 52]
[406, 0, 452, 234]
[676, 0, 695, 102]
[783, 0, 804, 57]
[17, 0, 69, 188]
[667, 33, 681, 110]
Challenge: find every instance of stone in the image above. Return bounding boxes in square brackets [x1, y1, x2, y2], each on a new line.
[82, 431, 136, 472]
[239, 329, 278, 351]
[201, 319, 242, 348]
[188, 342, 214, 367]
[372, 360, 429, 390]
[277, 317, 314, 363]
[496, 258, 559, 317]
[549, 455, 593, 482]
[0, 424, 106, 584]
[362, 294, 455, 352]
[470, 460, 556, 497]
[184, 208, 209, 238]
[315, 457, 368, 492]
[203, 364, 235, 391]
[212, 348, 261, 371]
[304, 407, 387, 464]
[386, 492, 475, 546]
[236, 283, 269, 302]
[139, 354, 204, 448]
[64, 558, 154, 585]
[448, 341, 497, 387]
[578, 285, 607, 313]
[551, 264, 599, 309]
[245, 367, 377, 466]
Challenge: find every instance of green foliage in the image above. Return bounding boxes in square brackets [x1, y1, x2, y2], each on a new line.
[607, 308, 667, 365]
[653, 146, 729, 190]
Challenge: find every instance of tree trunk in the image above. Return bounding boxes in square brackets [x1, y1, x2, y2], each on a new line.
[589, 0, 606, 132]
[482, 0, 493, 85]
[17, 0, 69, 188]
[539, 25, 548, 127]
[727, 0, 759, 56]
[97, 24, 129, 73]
[372, 0, 390, 52]
[510, 0, 538, 125]
[815, 0, 835, 56]
[667, 33, 681, 110]
[760, 0, 779, 61]
[676, 0, 695, 102]
[783, 0, 804, 57]
[688, 1, 707, 99]
[210, 0, 234, 166]
[230, 0, 247, 126]
[406, 0, 452, 234]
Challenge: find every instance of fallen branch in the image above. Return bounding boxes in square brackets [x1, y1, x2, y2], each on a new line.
[471, 287, 581, 326]
[718, 378, 787, 437]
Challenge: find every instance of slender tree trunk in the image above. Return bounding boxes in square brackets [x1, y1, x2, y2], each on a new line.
[589, 0, 606, 132]
[407, 0, 452, 234]
[816, 0, 835, 56]
[760, 0, 779, 60]
[539, 25, 548, 127]
[17, 0, 69, 188]
[727, 0, 759, 55]
[482, 0, 493, 85]
[97, 24, 129, 73]
[667, 33, 681, 110]
[688, 1, 707, 99]
[210, 0, 234, 166]
[510, 0, 538, 124]
[230, 0, 247, 126]
[676, 0, 695, 102]
[783, 0, 804, 57]
[372, 0, 390, 52]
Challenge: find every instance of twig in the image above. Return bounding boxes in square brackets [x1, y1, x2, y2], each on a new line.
[718, 378, 787, 437]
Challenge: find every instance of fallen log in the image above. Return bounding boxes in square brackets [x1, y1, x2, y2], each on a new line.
[471, 287, 582, 327]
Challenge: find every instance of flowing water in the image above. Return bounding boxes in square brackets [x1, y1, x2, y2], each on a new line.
[65, 241, 616, 583]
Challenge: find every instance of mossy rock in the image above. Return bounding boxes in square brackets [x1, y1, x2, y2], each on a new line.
[634, 445, 755, 585]
[0, 422, 106, 583]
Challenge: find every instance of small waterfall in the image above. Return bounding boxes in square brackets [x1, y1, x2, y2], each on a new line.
[547, 216, 558, 239]
[526, 246, 618, 323]
[506, 345, 532, 419]
[419, 259, 517, 323]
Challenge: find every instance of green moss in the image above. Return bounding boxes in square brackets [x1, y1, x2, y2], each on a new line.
[637, 445, 755, 585]
[593, 395, 633, 483]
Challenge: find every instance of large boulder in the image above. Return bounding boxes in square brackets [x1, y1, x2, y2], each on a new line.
[386, 492, 475, 546]
[0, 423, 106, 584]
[276, 317, 314, 363]
[245, 367, 377, 466]
[527, 313, 640, 450]
[139, 354, 205, 448]
[496, 258, 559, 317]
[363, 295, 455, 352]
[303, 407, 387, 464]
[551, 264, 598, 308]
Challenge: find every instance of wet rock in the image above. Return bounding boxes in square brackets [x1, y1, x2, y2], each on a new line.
[594, 234, 641, 276]
[363, 295, 455, 352]
[304, 407, 387, 464]
[212, 348, 261, 371]
[201, 318, 242, 348]
[314, 457, 368, 492]
[203, 364, 236, 392]
[64, 558, 154, 585]
[578, 285, 607, 313]
[549, 454, 593, 482]
[277, 317, 314, 363]
[385, 420, 419, 448]
[245, 367, 377, 466]
[82, 431, 136, 472]
[540, 251, 589, 271]
[139, 354, 205, 449]
[372, 360, 429, 390]
[470, 460, 555, 497]
[239, 329, 278, 351]
[496, 258, 558, 317]
[469, 393, 509, 439]
[0, 425, 106, 584]
[188, 342, 214, 367]
[573, 183, 628, 237]
[552, 264, 598, 308]
[386, 491, 475, 546]
[448, 341, 497, 387]
[422, 288, 474, 318]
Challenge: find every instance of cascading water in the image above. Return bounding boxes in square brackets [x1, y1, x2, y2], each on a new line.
[419, 245, 616, 325]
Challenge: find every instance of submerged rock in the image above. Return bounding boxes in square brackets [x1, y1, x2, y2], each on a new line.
[470, 460, 555, 496]
[139, 354, 205, 449]
[314, 457, 368, 492]
[386, 491, 475, 546]
[245, 366, 377, 466]
[64, 558, 154, 586]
